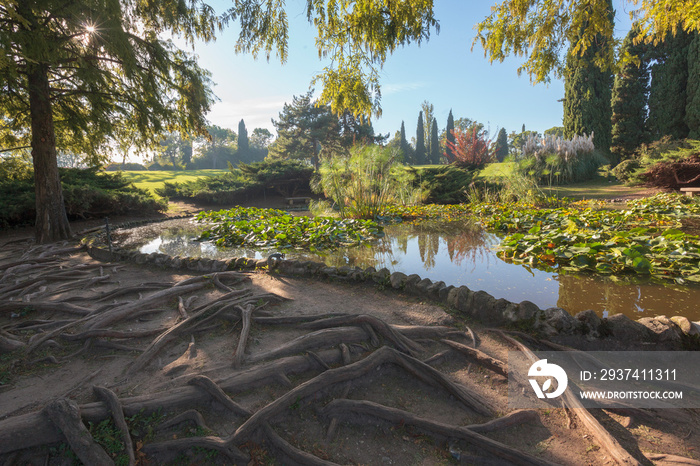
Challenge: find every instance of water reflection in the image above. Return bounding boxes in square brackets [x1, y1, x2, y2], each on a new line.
[133, 219, 700, 321]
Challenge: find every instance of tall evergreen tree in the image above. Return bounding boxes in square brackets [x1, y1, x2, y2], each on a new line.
[493, 128, 509, 162]
[415, 111, 427, 165]
[237, 119, 249, 153]
[685, 33, 700, 139]
[610, 26, 650, 163]
[563, 0, 614, 156]
[268, 91, 342, 170]
[445, 110, 455, 161]
[421, 101, 434, 151]
[399, 121, 412, 163]
[429, 119, 441, 164]
[648, 30, 693, 140]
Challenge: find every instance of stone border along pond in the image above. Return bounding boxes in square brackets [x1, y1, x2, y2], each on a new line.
[82, 218, 700, 348]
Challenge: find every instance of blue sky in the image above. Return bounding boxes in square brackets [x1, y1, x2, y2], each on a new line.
[193, 1, 635, 140]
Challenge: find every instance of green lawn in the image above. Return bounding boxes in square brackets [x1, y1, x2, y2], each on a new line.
[120, 169, 229, 195]
[475, 162, 516, 179]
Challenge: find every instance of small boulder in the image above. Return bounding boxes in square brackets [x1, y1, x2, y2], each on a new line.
[638, 316, 683, 342]
[438, 285, 454, 302]
[415, 278, 433, 295]
[574, 309, 602, 336]
[372, 268, 391, 284]
[389, 272, 408, 289]
[670, 316, 692, 334]
[446, 286, 472, 312]
[603, 314, 654, 341]
[540, 307, 576, 334]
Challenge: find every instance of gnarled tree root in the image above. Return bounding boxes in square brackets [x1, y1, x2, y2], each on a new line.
[93, 386, 136, 466]
[320, 399, 552, 466]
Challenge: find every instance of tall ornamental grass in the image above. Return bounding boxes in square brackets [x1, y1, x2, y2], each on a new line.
[313, 145, 423, 219]
[516, 133, 606, 185]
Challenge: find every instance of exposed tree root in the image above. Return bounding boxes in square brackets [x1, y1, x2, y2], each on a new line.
[187, 375, 251, 417]
[157, 409, 210, 433]
[320, 399, 553, 466]
[440, 339, 508, 377]
[93, 386, 136, 466]
[43, 398, 114, 466]
[496, 331, 642, 466]
[233, 304, 254, 368]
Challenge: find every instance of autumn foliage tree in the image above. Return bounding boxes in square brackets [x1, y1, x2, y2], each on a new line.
[444, 127, 493, 169]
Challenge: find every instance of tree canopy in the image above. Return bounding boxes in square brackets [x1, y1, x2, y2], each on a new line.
[474, 0, 700, 83]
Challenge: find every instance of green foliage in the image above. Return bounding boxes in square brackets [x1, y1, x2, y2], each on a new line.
[648, 31, 693, 140]
[196, 206, 383, 251]
[563, 8, 614, 156]
[686, 34, 700, 139]
[474, 0, 700, 84]
[515, 133, 605, 185]
[104, 163, 148, 171]
[493, 128, 509, 162]
[0, 168, 165, 228]
[408, 165, 474, 204]
[414, 111, 427, 165]
[475, 193, 700, 281]
[612, 138, 700, 185]
[445, 110, 455, 162]
[611, 26, 650, 163]
[156, 159, 312, 204]
[315, 145, 422, 219]
[429, 119, 441, 164]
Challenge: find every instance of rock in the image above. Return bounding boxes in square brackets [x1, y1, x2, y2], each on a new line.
[255, 259, 268, 269]
[502, 300, 540, 324]
[670, 316, 692, 334]
[574, 309, 602, 336]
[389, 272, 408, 289]
[447, 286, 473, 314]
[337, 265, 352, 276]
[415, 278, 433, 295]
[319, 266, 337, 277]
[541, 307, 576, 334]
[486, 298, 513, 326]
[438, 285, 454, 303]
[372, 268, 391, 285]
[404, 274, 422, 294]
[470, 290, 496, 322]
[638, 316, 683, 342]
[603, 314, 654, 341]
[426, 280, 446, 300]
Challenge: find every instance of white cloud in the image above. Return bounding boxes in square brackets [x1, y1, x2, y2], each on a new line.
[382, 81, 427, 95]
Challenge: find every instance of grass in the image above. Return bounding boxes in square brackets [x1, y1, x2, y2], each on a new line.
[475, 162, 516, 179]
[120, 169, 229, 196]
[540, 175, 652, 200]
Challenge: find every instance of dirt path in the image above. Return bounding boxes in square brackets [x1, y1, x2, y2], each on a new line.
[0, 234, 699, 465]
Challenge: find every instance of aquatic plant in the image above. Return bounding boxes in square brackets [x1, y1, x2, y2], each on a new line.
[196, 206, 383, 251]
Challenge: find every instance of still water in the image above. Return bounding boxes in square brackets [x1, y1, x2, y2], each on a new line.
[132, 219, 700, 321]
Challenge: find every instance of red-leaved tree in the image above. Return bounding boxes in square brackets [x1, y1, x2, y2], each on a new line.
[444, 127, 493, 169]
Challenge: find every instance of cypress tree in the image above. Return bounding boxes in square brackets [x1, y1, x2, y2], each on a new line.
[611, 26, 650, 163]
[648, 30, 692, 140]
[494, 128, 509, 162]
[686, 33, 700, 139]
[429, 119, 440, 164]
[399, 121, 411, 162]
[563, 0, 614, 155]
[238, 119, 249, 153]
[415, 111, 427, 165]
[445, 110, 455, 161]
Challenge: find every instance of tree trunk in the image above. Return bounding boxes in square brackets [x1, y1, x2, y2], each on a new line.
[28, 64, 72, 243]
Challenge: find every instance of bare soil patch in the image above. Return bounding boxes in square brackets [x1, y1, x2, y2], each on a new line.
[0, 235, 699, 466]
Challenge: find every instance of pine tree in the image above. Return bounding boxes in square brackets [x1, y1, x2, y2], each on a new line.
[686, 33, 700, 139]
[237, 119, 249, 153]
[421, 101, 434, 151]
[563, 0, 614, 156]
[610, 26, 650, 163]
[415, 111, 427, 165]
[648, 30, 693, 140]
[493, 128, 509, 162]
[445, 110, 455, 161]
[429, 119, 441, 164]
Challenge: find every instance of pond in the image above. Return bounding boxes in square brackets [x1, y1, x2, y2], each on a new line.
[124, 218, 700, 321]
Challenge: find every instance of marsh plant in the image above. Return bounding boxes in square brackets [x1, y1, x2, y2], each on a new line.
[313, 145, 423, 219]
[516, 133, 605, 185]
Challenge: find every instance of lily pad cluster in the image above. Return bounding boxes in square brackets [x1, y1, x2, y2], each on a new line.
[379, 204, 472, 222]
[195, 206, 384, 251]
[474, 193, 700, 282]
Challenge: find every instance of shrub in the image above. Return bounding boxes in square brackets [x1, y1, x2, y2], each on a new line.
[104, 162, 148, 171]
[0, 168, 166, 228]
[155, 159, 313, 204]
[444, 127, 493, 169]
[315, 145, 422, 219]
[408, 165, 473, 204]
[515, 133, 605, 185]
